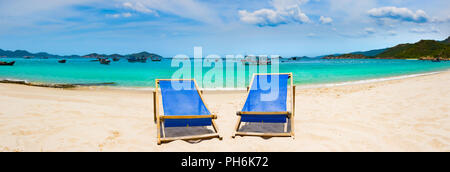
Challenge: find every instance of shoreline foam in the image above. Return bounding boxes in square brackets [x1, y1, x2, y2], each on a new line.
[295, 71, 443, 89]
[55, 69, 450, 91]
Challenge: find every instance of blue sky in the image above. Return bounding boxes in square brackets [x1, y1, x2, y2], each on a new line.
[0, 0, 449, 57]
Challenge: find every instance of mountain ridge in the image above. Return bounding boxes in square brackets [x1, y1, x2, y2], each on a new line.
[322, 36, 450, 60]
[0, 49, 163, 59]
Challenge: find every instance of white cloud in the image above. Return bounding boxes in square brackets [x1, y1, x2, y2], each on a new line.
[120, 0, 221, 24]
[107, 12, 133, 18]
[387, 30, 397, 36]
[410, 27, 440, 34]
[0, 0, 109, 30]
[122, 12, 132, 18]
[364, 27, 375, 34]
[368, 6, 429, 23]
[0, 0, 102, 17]
[329, 0, 376, 21]
[307, 33, 317, 37]
[108, 14, 121, 18]
[431, 15, 450, 23]
[122, 2, 156, 14]
[319, 16, 332, 24]
[409, 28, 426, 33]
[0, 0, 224, 29]
[239, 0, 310, 27]
[239, 9, 288, 27]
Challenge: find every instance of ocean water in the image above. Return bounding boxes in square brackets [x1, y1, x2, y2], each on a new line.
[0, 57, 449, 89]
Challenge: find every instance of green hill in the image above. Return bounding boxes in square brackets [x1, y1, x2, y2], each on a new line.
[82, 53, 105, 58]
[128, 51, 162, 59]
[82, 53, 125, 58]
[376, 39, 450, 59]
[0, 49, 34, 57]
[320, 36, 450, 60]
[318, 48, 386, 58]
[442, 36, 450, 44]
[0, 48, 164, 60]
[350, 48, 387, 56]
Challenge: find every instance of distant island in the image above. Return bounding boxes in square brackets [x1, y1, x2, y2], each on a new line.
[81, 52, 162, 60]
[2, 36, 449, 61]
[322, 36, 450, 60]
[0, 49, 163, 60]
[289, 56, 315, 60]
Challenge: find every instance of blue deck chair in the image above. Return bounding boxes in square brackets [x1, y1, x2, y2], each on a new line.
[153, 79, 222, 145]
[232, 73, 296, 138]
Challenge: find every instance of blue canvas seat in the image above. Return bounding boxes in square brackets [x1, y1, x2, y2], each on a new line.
[154, 79, 221, 145]
[159, 80, 212, 127]
[233, 73, 296, 138]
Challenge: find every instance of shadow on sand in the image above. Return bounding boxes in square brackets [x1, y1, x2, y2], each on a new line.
[161, 127, 216, 144]
[237, 118, 293, 139]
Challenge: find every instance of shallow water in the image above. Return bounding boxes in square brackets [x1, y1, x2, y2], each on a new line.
[0, 57, 449, 88]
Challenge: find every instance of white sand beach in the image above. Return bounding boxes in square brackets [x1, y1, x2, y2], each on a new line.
[0, 71, 449, 152]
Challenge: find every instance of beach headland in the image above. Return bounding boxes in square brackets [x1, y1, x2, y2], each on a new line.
[0, 70, 449, 152]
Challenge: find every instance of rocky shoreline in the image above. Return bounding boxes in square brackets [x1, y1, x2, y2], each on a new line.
[322, 54, 369, 59]
[417, 56, 450, 61]
[322, 54, 449, 61]
[0, 79, 116, 88]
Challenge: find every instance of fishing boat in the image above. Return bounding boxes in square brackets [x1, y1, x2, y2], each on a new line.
[0, 61, 15, 66]
[241, 55, 272, 65]
[58, 59, 67, 63]
[431, 58, 441, 62]
[99, 58, 111, 65]
[127, 57, 147, 63]
[113, 57, 120, 61]
[151, 56, 162, 61]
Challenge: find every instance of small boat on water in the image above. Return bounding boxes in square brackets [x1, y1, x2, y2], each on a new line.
[241, 55, 272, 65]
[58, 60, 67, 63]
[99, 58, 111, 65]
[151, 56, 162, 61]
[128, 57, 147, 63]
[431, 58, 441, 62]
[0, 61, 15, 66]
[113, 57, 120, 62]
[431, 59, 441, 62]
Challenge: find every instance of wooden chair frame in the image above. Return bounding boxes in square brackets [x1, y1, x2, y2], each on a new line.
[232, 73, 296, 139]
[153, 79, 222, 145]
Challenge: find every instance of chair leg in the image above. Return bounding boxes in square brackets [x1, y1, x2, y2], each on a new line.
[156, 117, 161, 145]
[153, 91, 157, 123]
[292, 85, 296, 139]
[290, 115, 295, 139]
[284, 122, 288, 133]
[232, 116, 242, 138]
[211, 120, 222, 140]
[161, 122, 166, 138]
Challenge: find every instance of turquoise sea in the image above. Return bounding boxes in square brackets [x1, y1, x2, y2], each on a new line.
[0, 57, 449, 89]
